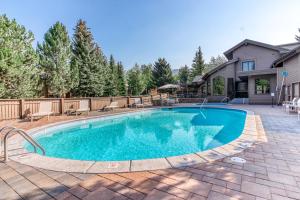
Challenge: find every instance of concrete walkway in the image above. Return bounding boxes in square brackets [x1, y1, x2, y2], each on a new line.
[1, 105, 300, 200]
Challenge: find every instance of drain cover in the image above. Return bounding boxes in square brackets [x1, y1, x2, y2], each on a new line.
[182, 157, 192, 162]
[230, 157, 246, 164]
[108, 163, 119, 169]
[240, 142, 252, 148]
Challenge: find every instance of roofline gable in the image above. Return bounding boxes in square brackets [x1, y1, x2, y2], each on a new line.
[202, 58, 239, 80]
[272, 46, 300, 68]
[223, 39, 287, 59]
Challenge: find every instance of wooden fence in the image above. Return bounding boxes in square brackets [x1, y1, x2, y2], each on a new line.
[0, 95, 164, 120]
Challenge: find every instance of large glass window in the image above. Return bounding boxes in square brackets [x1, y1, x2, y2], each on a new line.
[255, 79, 270, 94]
[293, 83, 299, 98]
[213, 76, 225, 95]
[242, 61, 255, 71]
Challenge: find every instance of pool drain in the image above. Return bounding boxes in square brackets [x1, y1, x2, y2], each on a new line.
[108, 163, 119, 169]
[182, 157, 192, 162]
[240, 142, 252, 148]
[230, 157, 246, 164]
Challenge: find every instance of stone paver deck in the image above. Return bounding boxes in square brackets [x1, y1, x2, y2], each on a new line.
[1, 105, 300, 200]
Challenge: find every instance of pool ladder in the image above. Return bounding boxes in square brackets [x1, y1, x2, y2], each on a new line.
[199, 98, 207, 108]
[0, 126, 45, 162]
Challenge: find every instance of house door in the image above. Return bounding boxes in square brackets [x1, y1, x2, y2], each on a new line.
[227, 78, 234, 99]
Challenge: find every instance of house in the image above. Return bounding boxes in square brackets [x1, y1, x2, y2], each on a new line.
[198, 39, 300, 104]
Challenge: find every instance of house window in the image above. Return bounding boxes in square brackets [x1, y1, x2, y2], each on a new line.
[213, 76, 225, 95]
[255, 79, 270, 94]
[292, 83, 300, 98]
[207, 78, 211, 96]
[242, 61, 255, 71]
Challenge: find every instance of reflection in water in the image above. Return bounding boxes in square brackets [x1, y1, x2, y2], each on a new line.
[28, 108, 246, 161]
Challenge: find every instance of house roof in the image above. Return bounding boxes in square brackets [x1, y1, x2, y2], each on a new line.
[202, 58, 239, 80]
[272, 46, 300, 68]
[192, 75, 203, 83]
[223, 39, 288, 59]
[276, 42, 300, 50]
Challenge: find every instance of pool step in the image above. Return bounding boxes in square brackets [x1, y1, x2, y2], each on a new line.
[230, 98, 249, 104]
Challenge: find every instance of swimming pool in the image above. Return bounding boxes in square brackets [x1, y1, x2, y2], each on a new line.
[196, 103, 229, 106]
[26, 107, 246, 161]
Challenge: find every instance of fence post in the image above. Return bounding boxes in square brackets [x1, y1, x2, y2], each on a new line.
[20, 99, 25, 119]
[60, 98, 65, 115]
[89, 98, 92, 111]
[127, 96, 130, 108]
[140, 96, 143, 103]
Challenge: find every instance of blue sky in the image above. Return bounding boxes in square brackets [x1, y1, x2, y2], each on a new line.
[1, 0, 300, 69]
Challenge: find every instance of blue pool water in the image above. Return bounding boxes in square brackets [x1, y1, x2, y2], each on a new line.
[26, 107, 246, 161]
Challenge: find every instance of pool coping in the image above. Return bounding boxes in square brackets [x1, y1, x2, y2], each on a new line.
[8, 106, 258, 173]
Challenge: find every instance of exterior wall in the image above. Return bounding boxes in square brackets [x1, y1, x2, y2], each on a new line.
[232, 44, 281, 74]
[277, 54, 300, 101]
[248, 74, 277, 104]
[207, 63, 235, 102]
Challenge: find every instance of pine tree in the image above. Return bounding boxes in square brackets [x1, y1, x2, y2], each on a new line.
[108, 55, 118, 96]
[127, 64, 143, 95]
[71, 19, 102, 97]
[296, 28, 300, 41]
[37, 22, 73, 97]
[204, 55, 227, 73]
[0, 15, 38, 98]
[103, 62, 114, 96]
[141, 64, 153, 94]
[152, 58, 173, 87]
[190, 46, 205, 81]
[93, 44, 106, 96]
[116, 62, 126, 96]
[178, 65, 190, 85]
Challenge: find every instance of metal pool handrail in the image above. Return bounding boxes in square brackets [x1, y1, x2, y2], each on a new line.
[199, 98, 207, 108]
[221, 97, 230, 103]
[1, 127, 45, 162]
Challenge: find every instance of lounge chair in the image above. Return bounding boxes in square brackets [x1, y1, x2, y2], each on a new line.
[164, 98, 178, 106]
[30, 101, 53, 122]
[75, 100, 90, 116]
[143, 100, 153, 107]
[104, 101, 119, 111]
[133, 98, 144, 108]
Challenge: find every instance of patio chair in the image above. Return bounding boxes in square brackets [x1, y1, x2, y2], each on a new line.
[283, 97, 297, 111]
[133, 98, 144, 108]
[30, 101, 53, 122]
[286, 98, 300, 113]
[75, 100, 90, 116]
[104, 101, 119, 111]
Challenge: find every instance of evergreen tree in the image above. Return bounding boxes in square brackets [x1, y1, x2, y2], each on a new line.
[108, 55, 118, 96]
[190, 46, 205, 80]
[204, 55, 227, 73]
[103, 62, 114, 96]
[37, 22, 73, 97]
[0, 15, 38, 98]
[152, 58, 173, 87]
[93, 45, 106, 96]
[178, 65, 190, 85]
[141, 64, 153, 94]
[296, 28, 300, 41]
[71, 19, 103, 97]
[116, 61, 126, 96]
[127, 64, 143, 95]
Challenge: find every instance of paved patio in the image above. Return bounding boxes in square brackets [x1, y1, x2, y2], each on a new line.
[1, 105, 300, 200]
